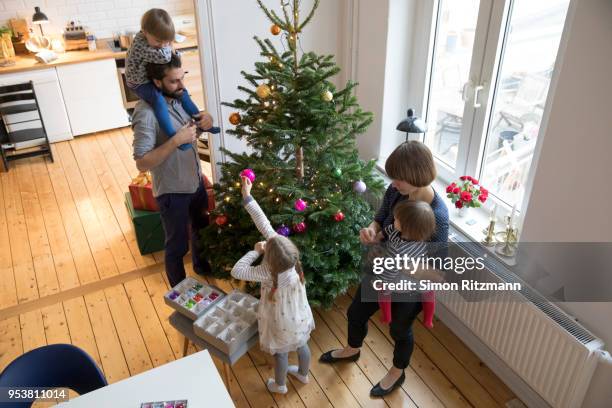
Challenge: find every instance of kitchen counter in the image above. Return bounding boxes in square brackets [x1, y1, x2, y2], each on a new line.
[0, 35, 198, 75]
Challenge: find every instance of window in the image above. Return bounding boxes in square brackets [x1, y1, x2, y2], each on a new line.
[424, 0, 570, 210]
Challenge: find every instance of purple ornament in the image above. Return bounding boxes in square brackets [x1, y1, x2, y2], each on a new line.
[276, 225, 291, 237]
[240, 168, 256, 182]
[353, 180, 367, 193]
[294, 198, 307, 212]
[293, 222, 307, 233]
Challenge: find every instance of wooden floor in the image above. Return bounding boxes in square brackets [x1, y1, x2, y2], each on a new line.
[0, 129, 517, 407]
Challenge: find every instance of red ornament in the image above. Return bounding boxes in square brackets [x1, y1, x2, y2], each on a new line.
[215, 214, 228, 226]
[293, 222, 306, 233]
[333, 211, 345, 222]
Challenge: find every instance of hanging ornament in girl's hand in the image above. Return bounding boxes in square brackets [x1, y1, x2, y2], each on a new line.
[333, 211, 345, 222]
[240, 168, 256, 183]
[270, 24, 281, 35]
[353, 180, 367, 193]
[256, 84, 272, 99]
[229, 112, 241, 125]
[215, 214, 228, 226]
[276, 225, 291, 237]
[294, 198, 307, 212]
[322, 90, 333, 102]
[293, 222, 307, 233]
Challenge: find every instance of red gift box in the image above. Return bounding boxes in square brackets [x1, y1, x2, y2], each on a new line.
[202, 173, 215, 212]
[202, 173, 216, 224]
[129, 172, 159, 212]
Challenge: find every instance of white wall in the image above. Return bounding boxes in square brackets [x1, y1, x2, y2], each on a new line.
[0, 0, 193, 39]
[351, 0, 389, 161]
[520, 0, 612, 335]
[351, 0, 432, 163]
[197, 0, 349, 160]
[519, 0, 612, 391]
[520, 1, 612, 404]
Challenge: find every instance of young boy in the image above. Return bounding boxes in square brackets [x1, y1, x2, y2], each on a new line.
[126, 8, 218, 150]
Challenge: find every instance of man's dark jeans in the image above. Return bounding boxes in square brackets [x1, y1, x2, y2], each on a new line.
[155, 180, 210, 287]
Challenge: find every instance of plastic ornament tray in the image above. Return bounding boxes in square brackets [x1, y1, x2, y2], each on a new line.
[193, 290, 259, 356]
[163, 277, 225, 320]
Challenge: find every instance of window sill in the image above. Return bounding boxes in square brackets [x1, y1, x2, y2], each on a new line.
[375, 164, 518, 266]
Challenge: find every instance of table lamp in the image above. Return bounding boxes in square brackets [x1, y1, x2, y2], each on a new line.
[32, 7, 49, 37]
[396, 108, 427, 142]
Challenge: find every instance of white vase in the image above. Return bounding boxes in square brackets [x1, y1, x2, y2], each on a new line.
[456, 206, 467, 218]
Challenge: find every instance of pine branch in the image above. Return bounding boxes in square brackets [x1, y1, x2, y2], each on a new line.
[298, 0, 319, 31]
[256, 0, 285, 26]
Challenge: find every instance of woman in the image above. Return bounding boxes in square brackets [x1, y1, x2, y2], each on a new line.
[319, 141, 449, 397]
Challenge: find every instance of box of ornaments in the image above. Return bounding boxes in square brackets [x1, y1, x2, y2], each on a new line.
[193, 290, 259, 356]
[163, 277, 225, 320]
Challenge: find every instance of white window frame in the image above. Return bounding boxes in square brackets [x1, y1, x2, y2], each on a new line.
[415, 0, 567, 225]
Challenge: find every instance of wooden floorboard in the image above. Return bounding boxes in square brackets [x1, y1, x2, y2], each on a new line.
[0, 130, 517, 407]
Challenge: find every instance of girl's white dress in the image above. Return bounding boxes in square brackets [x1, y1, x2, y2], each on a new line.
[231, 197, 315, 355]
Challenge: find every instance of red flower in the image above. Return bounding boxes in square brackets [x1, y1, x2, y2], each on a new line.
[453, 187, 460, 194]
[480, 187, 488, 196]
[478, 194, 487, 203]
[471, 178, 479, 185]
[460, 191, 472, 202]
[455, 200, 463, 209]
[459, 176, 468, 181]
[446, 183, 455, 193]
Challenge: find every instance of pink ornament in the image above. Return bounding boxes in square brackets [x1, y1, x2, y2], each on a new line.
[240, 168, 256, 182]
[293, 222, 307, 233]
[294, 198, 307, 212]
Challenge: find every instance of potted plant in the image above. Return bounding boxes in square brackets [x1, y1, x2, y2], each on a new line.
[446, 176, 488, 217]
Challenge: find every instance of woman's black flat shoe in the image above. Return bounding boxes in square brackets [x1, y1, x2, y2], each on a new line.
[370, 371, 405, 397]
[319, 349, 361, 364]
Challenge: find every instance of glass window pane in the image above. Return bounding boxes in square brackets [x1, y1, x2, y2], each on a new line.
[480, 0, 570, 207]
[424, 0, 481, 169]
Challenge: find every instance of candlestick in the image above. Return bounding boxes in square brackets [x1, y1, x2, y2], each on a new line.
[490, 203, 498, 221]
[482, 218, 496, 246]
[509, 204, 516, 224]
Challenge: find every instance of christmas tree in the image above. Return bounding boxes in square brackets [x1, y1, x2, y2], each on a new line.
[200, 0, 384, 308]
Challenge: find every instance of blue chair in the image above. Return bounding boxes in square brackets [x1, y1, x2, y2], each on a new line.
[0, 344, 107, 408]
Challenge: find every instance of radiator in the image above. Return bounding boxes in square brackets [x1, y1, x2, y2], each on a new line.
[439, 242, 605, 408]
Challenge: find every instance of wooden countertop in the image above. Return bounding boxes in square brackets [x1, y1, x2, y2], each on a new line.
[0, 35, 198, 75]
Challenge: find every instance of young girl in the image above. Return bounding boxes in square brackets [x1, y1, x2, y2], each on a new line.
[375, 199, 437, 328]
[231, 176, 315, 394]
[126, 9, 218, 150]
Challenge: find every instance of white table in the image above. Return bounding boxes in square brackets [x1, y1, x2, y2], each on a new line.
[56, 350, 234, 407]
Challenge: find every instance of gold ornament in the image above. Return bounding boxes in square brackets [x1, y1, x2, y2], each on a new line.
[256, 84, 272, 99]
[322, 90, 333, 102]
[229, 112, 241, 125]
[270, 24, 281, 35]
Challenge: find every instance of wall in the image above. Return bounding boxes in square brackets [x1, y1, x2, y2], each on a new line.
[0, 0, 194, 39]
[196, 0, 349, 161]
[519, 1, 612, 403]
[351, 0, 430, 163]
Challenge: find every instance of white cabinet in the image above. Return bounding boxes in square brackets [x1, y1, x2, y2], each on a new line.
[56, 59, 129, 136]
[0, 68, 72, 143]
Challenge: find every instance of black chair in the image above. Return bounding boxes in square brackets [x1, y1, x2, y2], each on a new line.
[0, 344, 108, 408]
[0, 81, 53, 171]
